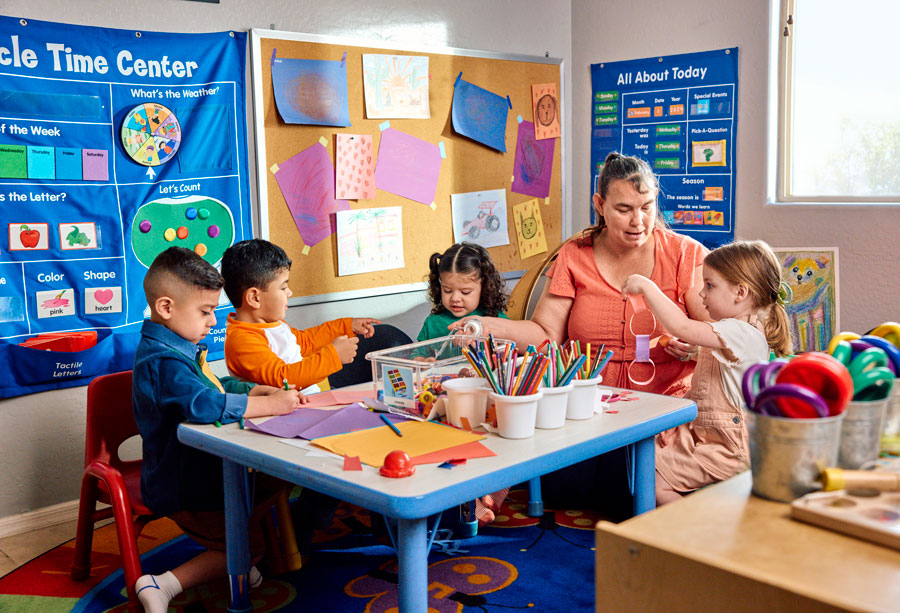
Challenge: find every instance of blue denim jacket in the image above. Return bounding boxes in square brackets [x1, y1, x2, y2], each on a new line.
[133, 320, 253, 514]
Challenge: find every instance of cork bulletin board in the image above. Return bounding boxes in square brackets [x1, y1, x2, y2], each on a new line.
[249, 29, 564, 304]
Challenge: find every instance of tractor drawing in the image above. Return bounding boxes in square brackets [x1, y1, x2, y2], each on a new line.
[462, 200, 501, 239]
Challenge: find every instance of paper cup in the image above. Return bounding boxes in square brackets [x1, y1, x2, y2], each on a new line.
[567, 376, 602, 420]
[442, 377, 489, 428]
[536, 383, 573, 429]
[490, 391, 542, 439]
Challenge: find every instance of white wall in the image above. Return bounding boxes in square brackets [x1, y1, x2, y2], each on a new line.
[0, 0, 573, 521]
[571, 0, 899, 330]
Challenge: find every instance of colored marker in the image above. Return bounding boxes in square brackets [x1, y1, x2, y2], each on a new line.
[283, 378, 289, 391]
[380, 413, 403, 437]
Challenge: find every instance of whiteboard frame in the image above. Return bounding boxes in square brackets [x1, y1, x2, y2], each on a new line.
[249, 28, 565, 307]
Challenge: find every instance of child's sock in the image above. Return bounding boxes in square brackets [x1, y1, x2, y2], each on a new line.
[249, 565, 263, 589]
[482, 487, 510, 513]
[474, 498, 495, 526]
[135, 571, 182, 613]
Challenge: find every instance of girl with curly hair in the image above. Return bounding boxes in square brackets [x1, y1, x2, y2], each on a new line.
[417, 242, 509, 525]
[417, 242, 509, 342]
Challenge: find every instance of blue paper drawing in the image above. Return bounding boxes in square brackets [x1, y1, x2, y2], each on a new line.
[271, 51, 351, 127]
[451, 73, 510, 152]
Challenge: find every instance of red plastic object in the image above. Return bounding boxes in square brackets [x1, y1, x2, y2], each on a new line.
[380, 450, 416, 478]
[775, 352, 853, 417]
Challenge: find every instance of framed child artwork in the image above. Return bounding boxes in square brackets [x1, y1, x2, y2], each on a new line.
[772, 247, 840, 353]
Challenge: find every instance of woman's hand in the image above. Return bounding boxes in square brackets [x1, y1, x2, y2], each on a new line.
[448, 315, 502, 337]
[665, 336, 698, 362]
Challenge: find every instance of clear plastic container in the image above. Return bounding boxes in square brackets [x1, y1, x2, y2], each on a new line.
[365, 335, 510, 416]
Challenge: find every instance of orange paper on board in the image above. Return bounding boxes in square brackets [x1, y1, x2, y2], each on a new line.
[532, 83, 560, 140]
[311, 420, 484, 467]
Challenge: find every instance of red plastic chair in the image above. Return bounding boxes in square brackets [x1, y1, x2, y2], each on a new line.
[70, 370, 158, 611]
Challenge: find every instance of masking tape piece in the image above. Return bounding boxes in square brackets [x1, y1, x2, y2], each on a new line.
[379, 121, 391, 131]
[318, 136, 328, 147]
[270, 163, 279, 174]
[301, 245, 310, 255]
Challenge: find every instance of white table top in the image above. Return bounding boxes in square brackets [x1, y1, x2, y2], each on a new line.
[178, 384, 696, 519]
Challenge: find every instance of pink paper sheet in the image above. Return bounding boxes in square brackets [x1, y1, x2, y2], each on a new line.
[373, 128, 441, 204]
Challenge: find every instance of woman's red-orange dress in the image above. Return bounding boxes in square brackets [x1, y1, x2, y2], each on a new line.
[546, 229, 707, 397]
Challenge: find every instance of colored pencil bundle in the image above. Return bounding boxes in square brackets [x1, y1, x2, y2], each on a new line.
[540, 339, 613, 387]
[461, 334, 548, 396]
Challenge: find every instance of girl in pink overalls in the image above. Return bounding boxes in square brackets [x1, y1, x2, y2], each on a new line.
[622, 240, 793, 504]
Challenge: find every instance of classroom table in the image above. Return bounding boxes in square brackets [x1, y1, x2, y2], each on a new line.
[178, 384, 696, 613]
[594, 471, 900, 612]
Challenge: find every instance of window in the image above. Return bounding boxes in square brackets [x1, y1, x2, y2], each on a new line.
[771, 0, 900, 203]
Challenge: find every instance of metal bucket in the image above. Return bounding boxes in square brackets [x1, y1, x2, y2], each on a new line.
[839, 398, 889, 469]
[748, 411, 844, 502]
[879, 381, 900, 454]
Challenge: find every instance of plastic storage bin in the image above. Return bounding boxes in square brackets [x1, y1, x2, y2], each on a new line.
[365, 335, 509, 416]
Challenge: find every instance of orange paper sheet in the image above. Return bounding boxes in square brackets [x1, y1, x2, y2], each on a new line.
[311, 420, 484, 467]
[411, 440, 496, 465]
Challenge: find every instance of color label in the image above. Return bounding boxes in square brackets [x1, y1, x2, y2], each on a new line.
[594, 115, 618, 126]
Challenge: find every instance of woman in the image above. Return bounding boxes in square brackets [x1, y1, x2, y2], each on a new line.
[453, 152, 708, 514]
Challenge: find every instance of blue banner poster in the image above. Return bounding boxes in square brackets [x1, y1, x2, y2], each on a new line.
[0, 16, 252, 397]
[590, 48, 738, 249]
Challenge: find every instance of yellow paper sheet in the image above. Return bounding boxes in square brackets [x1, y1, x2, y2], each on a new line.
[513, 198, 548, 259]
[311, 420, 484, 467]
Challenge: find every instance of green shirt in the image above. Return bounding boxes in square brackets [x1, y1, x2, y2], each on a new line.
[416, 308, 509, 342]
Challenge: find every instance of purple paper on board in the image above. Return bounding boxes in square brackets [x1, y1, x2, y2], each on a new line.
[245, 407, 333, 438]
[271, 55, 350, 126]
[303, 403, 405, 440]
[451, 75, 509, 152]
[82, 149, 108, 181]
[511, 120, 554, 198]
[373, 128, 442, 205]
[274, 143, 350, 246]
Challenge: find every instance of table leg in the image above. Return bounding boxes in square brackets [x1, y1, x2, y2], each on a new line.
[527, 477, 543, 516]
[632, 437, 656, 515]
[223, 459, 252, 613]
[397, 517, 428, 612]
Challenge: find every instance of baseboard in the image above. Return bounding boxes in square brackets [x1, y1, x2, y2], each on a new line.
[0, 500, 82, 539]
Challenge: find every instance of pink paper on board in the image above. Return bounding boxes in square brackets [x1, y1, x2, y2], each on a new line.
[273, 143, 350, 246]
[373, 128, 441, 204]
[82, 149, 108, 181]
[336, 134, 375, 200]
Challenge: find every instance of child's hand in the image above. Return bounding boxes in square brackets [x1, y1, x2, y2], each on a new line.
[333, 335, 359, 363]
[665, 337, 699, 362]
[248, 384, 280, 397]
[352, 317, 381, 338]
[270, 389, 304, 414]
[621, 274, 651, 297]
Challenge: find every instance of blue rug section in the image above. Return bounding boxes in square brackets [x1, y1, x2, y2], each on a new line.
[75, 502, 597, 612]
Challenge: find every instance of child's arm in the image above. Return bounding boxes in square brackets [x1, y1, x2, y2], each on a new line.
[622, 274, 723, 349]
[294, 318, 355, 354]
[352, 317, 381, 338]
[244, 388, 305, 418]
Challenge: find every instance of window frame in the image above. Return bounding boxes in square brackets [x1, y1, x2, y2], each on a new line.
[767, 0, 900, 205]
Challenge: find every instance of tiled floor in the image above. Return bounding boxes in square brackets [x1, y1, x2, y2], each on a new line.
[0, 519, 79, 577]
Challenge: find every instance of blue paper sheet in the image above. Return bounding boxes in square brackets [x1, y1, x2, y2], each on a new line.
[271, 51, 351, 127]
[451, 73, 509, 152]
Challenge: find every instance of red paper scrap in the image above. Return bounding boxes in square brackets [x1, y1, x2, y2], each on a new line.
[343, 455, 363, 471]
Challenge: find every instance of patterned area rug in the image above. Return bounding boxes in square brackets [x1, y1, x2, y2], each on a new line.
[0, 490, 603, 612]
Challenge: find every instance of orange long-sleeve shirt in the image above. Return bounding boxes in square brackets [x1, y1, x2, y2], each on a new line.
[225, 314, 353, 393]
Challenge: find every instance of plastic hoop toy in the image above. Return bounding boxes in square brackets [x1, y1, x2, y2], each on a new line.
[755, 383, 829, 418]
[775, 352, 853, 417]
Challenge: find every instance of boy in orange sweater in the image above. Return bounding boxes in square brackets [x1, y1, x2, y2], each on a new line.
[222, 239, 380, 391]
